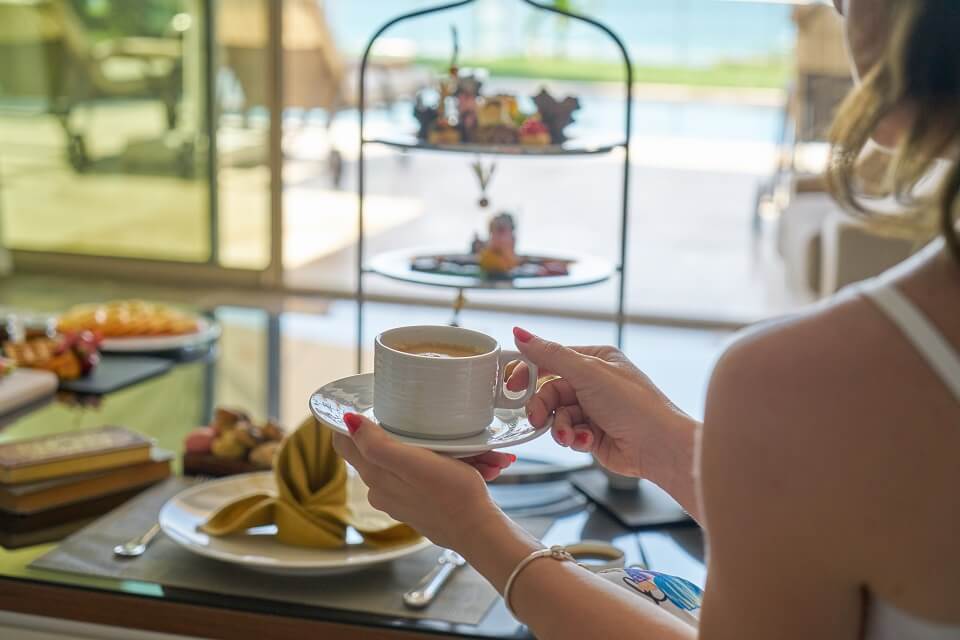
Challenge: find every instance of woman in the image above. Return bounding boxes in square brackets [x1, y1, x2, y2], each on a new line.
[333, 1, 960, 637]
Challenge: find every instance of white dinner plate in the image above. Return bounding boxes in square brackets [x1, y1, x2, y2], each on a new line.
[158, 472, 432, 576]
[308, 373, 551, 457]
[100, 317, 221, 353]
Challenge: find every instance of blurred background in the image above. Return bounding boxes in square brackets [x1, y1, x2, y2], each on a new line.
[0, 0, 902, 328]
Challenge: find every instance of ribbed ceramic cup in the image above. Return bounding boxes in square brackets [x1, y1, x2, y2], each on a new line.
[374, 326, 539, 439]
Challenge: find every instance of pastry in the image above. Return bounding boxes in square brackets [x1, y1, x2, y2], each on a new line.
[249, 441, 281, 468]
[184, 427, 216, 454]
[3, 333, 98, 380]
[233, 422, 259, 449]
[414, 98, 439, 141]
[428, 122, 461, 145]
[474, 124, 519, 145]
[532, 89, 580, 143]
[478, 247, 519, 274]
[184, 407, 289, 476]
[477, 98, 506, 127]
[262, 421, 285, 442]
[519, 118, 551, 145]
[492, 94, 520, 121]
[211, 431, 246, 459]
[58, 300, 200, 338]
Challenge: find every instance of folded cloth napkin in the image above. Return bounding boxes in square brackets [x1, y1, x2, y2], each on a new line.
[201, 417, 420, 548]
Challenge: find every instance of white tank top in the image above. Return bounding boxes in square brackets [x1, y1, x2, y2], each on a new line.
[859, 273, 960, 639]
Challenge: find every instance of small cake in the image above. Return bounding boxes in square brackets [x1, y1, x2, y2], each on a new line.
[519, 118, 551, 146]
[183, 407, 288, 476]
[474, 124, 519, 145]
[249, 441, 281, 468]
[476, 212, 520, 275]
[184, 427, 216, 454]
[477, 98, 506, 128]
[492, 94, 520, 121]
[478, 247, 520, 274]
[210, 430, 246, 459]
[428, 122, 461, 145]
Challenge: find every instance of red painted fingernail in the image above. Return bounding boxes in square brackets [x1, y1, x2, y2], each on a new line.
[575, 432, 589, 446]
[344, 412, 363, 435]
[513, 327, 534, 343]
[508, 454, 518, 462]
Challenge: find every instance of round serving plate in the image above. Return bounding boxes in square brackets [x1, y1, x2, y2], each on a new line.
[368, 134, 625, 157]
[159, 472, 432, 576]
[100, 317, 221, 353]
[367, 248, 615, 292]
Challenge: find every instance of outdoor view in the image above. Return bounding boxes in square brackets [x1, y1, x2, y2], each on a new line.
[283, 0, 809, 322]
[0, 0, 850, 322]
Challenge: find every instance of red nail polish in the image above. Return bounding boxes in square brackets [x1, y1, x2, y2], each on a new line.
[513, 327, 534, 343]
[344, 412, 363, 435]
[575, 432, 589, 446]
[508, 454, 518, 462]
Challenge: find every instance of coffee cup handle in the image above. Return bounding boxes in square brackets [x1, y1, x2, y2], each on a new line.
[495, 350, 539, 410]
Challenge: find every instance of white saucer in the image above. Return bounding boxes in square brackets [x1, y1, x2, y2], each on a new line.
[308, 373, 550, 458]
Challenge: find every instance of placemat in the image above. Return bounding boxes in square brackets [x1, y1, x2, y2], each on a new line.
[571, 469, 692, 529]
[32, 477, 551, 626]
[58, 355, 173, 395]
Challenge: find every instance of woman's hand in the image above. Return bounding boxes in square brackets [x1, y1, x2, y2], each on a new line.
[508, 328, 699, 510]
[331, 414, 513, 549]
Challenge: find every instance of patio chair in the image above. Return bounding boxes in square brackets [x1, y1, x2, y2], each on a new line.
[752, 4, 853, 234]
[218, 0, 426, 187]
[0, 0, 186, 172]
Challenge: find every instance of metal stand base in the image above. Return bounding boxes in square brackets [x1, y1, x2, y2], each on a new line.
[571, 469, 691, 530]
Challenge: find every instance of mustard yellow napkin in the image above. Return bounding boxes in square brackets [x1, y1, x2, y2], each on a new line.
[200, 417, 420, 548]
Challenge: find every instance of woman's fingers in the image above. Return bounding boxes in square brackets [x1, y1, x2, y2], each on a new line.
[472, 463, 504, 482]
[526, 378, 579, 427]
[551, 405, 584, 446]
[343, 413, 449, 485]
[332, 431, 396, 487]
[512, 328, 597, 387]
[569, 425, 596, 452]
[506, 362, 533, 391]
[464, 451, 517, 469]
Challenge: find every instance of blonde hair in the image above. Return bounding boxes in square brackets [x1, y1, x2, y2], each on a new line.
[827, 1, 960, 261]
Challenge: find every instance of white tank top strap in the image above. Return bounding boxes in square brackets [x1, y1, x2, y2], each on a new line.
[860, 279, 960, 403]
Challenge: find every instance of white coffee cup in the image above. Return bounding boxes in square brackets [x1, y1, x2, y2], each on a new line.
[374, 326, 539, 439]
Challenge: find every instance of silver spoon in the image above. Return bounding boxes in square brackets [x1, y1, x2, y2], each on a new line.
[113, 523, 162, 558]
[403, 549, 466, 609]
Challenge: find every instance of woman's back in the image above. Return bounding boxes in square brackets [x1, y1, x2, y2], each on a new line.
[700, 240, 960, 637]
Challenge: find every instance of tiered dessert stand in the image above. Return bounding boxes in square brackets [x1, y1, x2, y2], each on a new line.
[355, 0, 633, 372]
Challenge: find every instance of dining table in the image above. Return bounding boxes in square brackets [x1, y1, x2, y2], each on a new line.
[0, 300, 706, 640]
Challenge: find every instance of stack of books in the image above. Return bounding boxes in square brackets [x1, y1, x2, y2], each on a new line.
[0, 426, 171, 548]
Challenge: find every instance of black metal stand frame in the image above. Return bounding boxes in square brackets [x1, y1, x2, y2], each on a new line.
[355, 0, 633, 372]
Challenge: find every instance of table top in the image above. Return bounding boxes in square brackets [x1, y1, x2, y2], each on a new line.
[0, 298, 705, 639]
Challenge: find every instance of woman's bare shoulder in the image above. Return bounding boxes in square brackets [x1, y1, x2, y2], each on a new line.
[700, 292, 889, 521]
[712, 292, 884, 406]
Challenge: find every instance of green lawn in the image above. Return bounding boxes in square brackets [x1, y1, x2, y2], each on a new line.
[415, 55, 789, 89]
